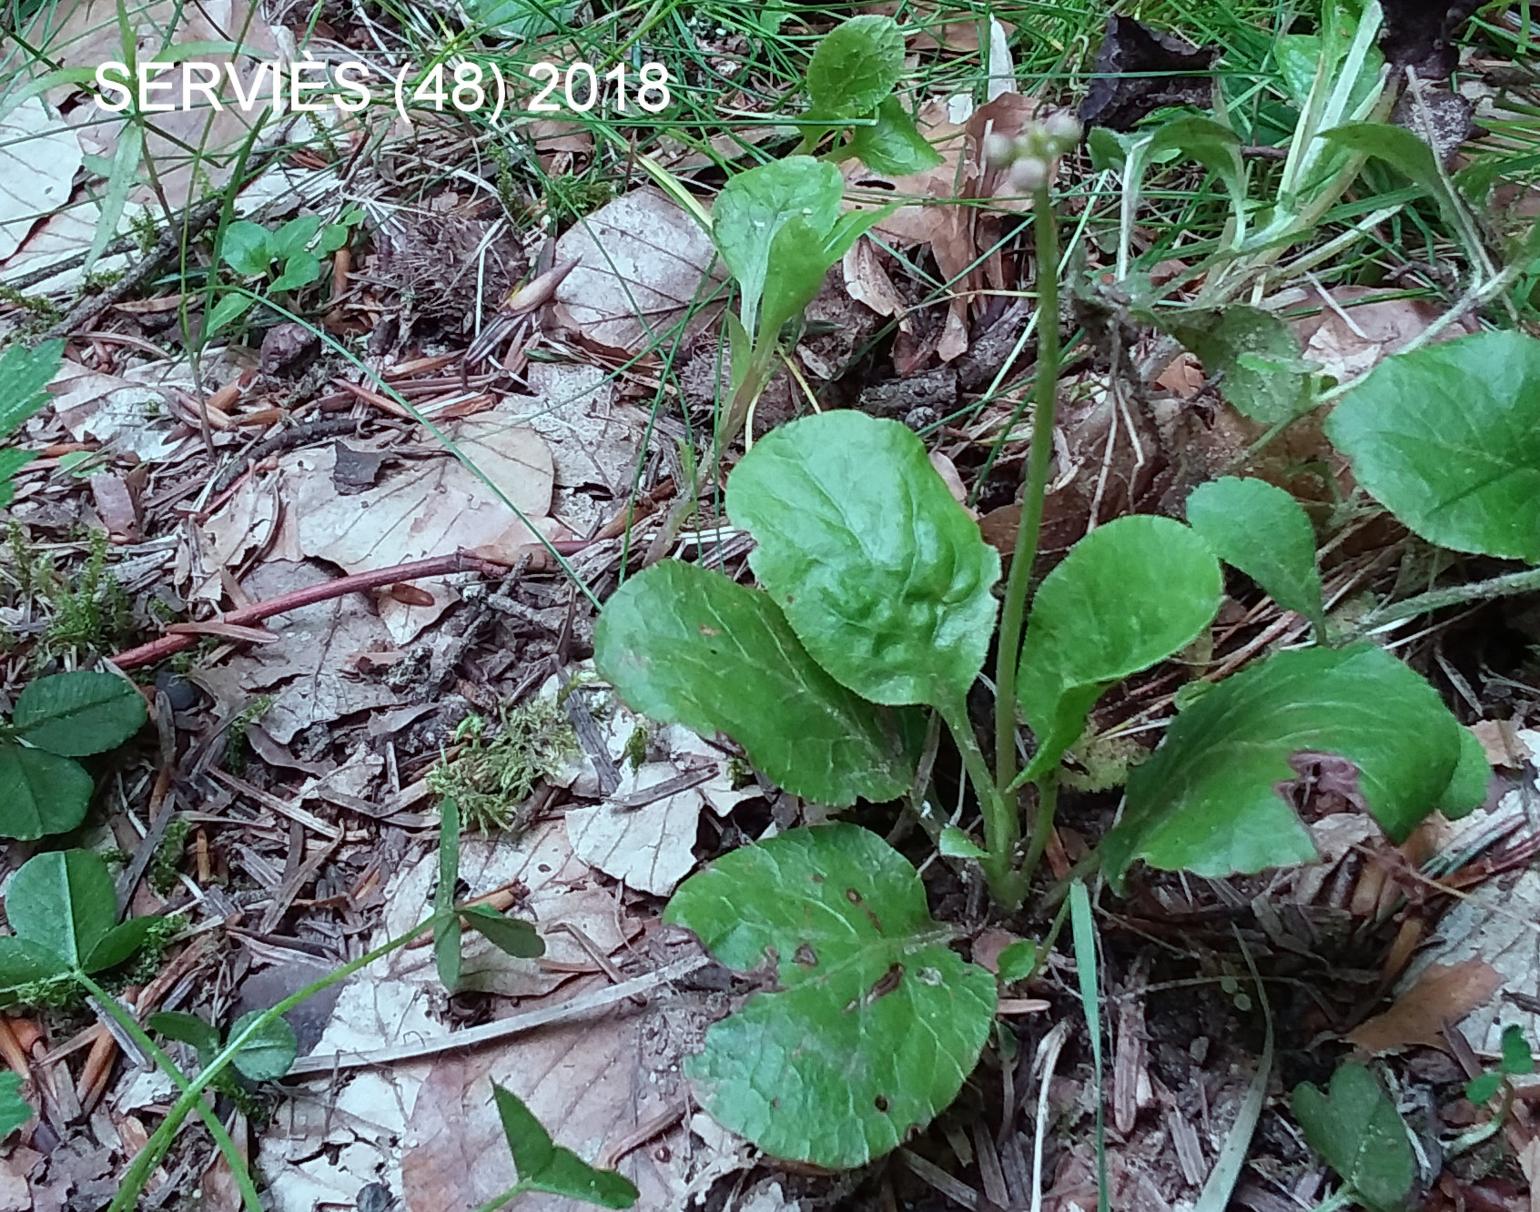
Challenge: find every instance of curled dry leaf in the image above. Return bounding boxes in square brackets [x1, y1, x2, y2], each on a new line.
[551, 187, 726, 353]
[1347, 959, 1503, 1054]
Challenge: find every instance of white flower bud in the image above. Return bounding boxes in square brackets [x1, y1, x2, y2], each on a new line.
[982, 131, 1016, 167]
[1045, 111, 1083, 148]
[1008, 155, 1048, 191]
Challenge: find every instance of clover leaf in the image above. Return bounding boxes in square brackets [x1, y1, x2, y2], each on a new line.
[1292, 1063, 1414, 1211]
[0, 851, 156, 990]
[0, 670, 145, 841]
[1325, 330, 1540, 562]
[1016, 515, 1221, 781]
[596, 560, 916, 806]
[727, 411, 1001, 709]
[1102, 644, 1473, 885]
[664, 824, 996, 1169]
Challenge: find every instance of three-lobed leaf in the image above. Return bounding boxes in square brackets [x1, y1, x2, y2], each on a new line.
[806, 15, 905, 119]
[664, 824, 996, 1169]
[1016, 516, 1222, 781]
[492, 1083, 639, 1208]
[1325, 330, 1540, 561]
[595, 560, 916, 806]
[1102, 644, 1472, 885]
[13, 671, 145, 756]
[1292, 1063, 1414, 1212]
[727, 411, 1000, 709]
[1187, 478, 1324, 626]
[0, 743, 93, 840]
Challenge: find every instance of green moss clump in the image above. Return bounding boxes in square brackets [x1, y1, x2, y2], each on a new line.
[427, 698, 577, 832]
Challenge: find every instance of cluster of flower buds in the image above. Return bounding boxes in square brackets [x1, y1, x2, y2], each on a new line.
[982, 111, 1084, 191]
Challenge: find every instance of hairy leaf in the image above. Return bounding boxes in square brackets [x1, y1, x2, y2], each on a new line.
[0, 742, 92, 840]
[1018, 516, 1222, 780]
[1103, 645, 1469, 884]
[1160, 305, 1315, 423]
[1325, 330, 1540, 561]
[1292, 1063, 1415, 1211]
[728, 411, 1000, 707]
[1186, 478, 1323, 624]
[806, 15, 904, 119]
[665, 824, 996, 1168]
[596, 560, 915, 805]
[13, 670, 146, 756]
[493, 1083, 639, 1208]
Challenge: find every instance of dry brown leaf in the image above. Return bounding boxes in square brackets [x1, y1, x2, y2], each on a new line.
[551, 187, 725, 353]
[1292, 285, 1474, 381]
[1471, 718, 1524, 767]
[281, 423, 556, 642]
[1347, 959, 1503, 1054]
[25, 0, 281, 211]
[842, 237, 909, 321]
[192, 560, 403, 744]
[0, 98, 82, 261]
[401, 977, 706, 1211]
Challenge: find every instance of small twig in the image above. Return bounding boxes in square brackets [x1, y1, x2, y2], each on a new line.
[284, 953, 709, 1076]
[109, 549, 582, 670]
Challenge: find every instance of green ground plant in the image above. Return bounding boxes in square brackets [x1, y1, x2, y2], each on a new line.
[208, 209, 363, 334]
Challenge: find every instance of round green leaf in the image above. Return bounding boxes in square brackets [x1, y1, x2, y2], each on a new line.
[807, 15, 905, 119]
[13, 671, 146, 756]
[219, 219, 273, 276]
[664, 824, 996, 1169]
[6, 850, 117, 969]
[595, 561, 915, 806]
[848, 96, 943, 176]
[1187, 477, 1323, 624]
[1325, 330, 1540, 561]
[0, 742, 92, 840]
[727, 411, 1001, 708]
[229, 1011, 298, 1081]
[1102, 644, 1467, 885]
[1017, 515, 1222, 779]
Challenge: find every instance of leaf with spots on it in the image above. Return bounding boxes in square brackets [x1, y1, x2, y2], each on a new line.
[663, 823, 997, 1168]
[1292, 1063, 1415, 1211]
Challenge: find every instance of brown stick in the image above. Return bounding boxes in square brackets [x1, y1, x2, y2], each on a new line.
[110, 548, 580, 671]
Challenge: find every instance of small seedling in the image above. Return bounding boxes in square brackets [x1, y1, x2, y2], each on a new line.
[209, 208, 364, 334]
[1465, 1024, 1534, 1105]
[479, 1083, 638, 1210]
[0, 670, 146, 840]
[798, 15, 942, 177]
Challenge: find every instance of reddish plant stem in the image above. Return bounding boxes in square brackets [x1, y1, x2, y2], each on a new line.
[110, 546, 583, 670]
